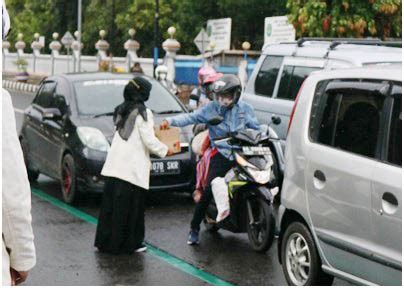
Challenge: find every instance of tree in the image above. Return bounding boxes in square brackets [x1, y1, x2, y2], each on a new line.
[287, 0, 401, 39]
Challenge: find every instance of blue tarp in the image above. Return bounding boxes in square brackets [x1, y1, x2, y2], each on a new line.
[175, 59, 257, 85]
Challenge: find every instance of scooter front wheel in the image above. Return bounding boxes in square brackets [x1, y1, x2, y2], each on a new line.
[246, 198, 275, 253]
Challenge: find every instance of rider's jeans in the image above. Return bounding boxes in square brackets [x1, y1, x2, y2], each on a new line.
[190, 152, 234, 231]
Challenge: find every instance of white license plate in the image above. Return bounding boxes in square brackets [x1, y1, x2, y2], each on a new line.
[242, 146, 272, 155]
[151, 160, 181, 175]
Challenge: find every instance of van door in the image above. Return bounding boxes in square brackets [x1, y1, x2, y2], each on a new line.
[306, 80, 388, 282]
[242, 55, 284, 125]
[370, 87, 402, 285]
[271, 58, 324, 146]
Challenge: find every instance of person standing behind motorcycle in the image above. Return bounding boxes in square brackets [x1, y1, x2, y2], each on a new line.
[188, 66, 216, 110]
[160, 74, 260, 245]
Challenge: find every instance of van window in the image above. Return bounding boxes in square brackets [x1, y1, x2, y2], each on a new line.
[387, 92, 401, 166]
[310, 81, 386, 159]
[254, 55, 283, 97]
[277, 66, 319, 101]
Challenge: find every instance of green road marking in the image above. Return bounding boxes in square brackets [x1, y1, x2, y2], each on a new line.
[31, 188, 233, 286]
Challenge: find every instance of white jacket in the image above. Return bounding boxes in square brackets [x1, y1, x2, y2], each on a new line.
[101, 109, 168, 189]
[2, 89, 36, 285]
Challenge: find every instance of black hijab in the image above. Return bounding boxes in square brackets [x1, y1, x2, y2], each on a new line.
[114, 76, 152, 140]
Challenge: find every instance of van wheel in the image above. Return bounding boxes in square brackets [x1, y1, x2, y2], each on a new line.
[281, 222, 334, 285]
[61, 154, 79, 204]
[20, 137, 39, 182]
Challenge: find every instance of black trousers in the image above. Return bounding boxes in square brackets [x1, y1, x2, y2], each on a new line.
[94, 177, 146, 254]
[190, 152, 234, 231]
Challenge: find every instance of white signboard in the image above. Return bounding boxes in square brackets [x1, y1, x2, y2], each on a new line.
[264, 16, 295, 44]
[193, 28, 209, 54]
[207, 18, 232, 52]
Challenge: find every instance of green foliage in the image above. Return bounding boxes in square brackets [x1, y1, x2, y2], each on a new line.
[287, 0, 401, 39]
[6, 0, 287, 57]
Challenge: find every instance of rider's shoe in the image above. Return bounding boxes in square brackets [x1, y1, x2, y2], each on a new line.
[187, 229, 199, 245]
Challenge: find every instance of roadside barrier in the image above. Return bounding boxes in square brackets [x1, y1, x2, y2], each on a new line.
[2, 80, 39, 93]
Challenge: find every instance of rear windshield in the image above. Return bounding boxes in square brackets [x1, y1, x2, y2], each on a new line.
[73, 77, 184, 116]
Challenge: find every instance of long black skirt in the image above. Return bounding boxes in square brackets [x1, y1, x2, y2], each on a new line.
[94, 176, 146, 254]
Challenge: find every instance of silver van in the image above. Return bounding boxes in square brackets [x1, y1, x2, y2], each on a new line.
[242, 38, 402, 185]
[278, 65, 402, 285]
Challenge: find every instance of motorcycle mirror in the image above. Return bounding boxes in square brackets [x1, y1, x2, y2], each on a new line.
[207, 116, 223, 126]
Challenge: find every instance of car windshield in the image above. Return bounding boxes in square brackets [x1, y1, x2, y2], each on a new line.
[73, 77, 184, 116]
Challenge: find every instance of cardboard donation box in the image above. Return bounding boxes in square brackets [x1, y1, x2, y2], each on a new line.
[154, 126, 181, 154]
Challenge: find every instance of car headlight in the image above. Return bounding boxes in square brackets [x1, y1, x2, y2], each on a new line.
[77, 127, 110, 152]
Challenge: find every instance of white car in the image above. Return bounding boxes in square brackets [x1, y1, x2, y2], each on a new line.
[243, 38, 401, 187]
[278, 65, 402, 285]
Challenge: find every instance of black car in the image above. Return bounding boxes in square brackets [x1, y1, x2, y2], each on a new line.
[20, 72, 195, 203]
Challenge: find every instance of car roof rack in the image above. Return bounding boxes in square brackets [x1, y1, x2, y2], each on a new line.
[294, 37, 402, 58]
[297, 37, 402, 48]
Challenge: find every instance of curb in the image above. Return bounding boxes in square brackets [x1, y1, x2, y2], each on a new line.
[2, 80, 39, 93]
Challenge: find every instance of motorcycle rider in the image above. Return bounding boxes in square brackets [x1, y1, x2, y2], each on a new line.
[155, 64, 177, 95]
[161, 74, 260, 245]
[188, 65, 216, 110]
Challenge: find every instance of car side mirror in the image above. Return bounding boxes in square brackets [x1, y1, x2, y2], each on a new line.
[42, 108, 62, 121]
[207, 116, 223, 126]
[54, 95, 68, 115]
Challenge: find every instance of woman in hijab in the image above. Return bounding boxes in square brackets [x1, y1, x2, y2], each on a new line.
[95, 76, 171, 254]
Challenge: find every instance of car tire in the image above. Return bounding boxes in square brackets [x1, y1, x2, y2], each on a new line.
[246, 198, 275, 253]
[20, 137, 39, 182]
[61, 154, 79, 204]
[281, 221, 334, 286]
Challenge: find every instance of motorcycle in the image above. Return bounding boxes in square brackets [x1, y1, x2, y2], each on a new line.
[198, 116, 279, 253]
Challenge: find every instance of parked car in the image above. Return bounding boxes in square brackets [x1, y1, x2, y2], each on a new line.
[277, 65, 402, 285]
[20, 72, 195, 204]
[242, 38, 402, 186]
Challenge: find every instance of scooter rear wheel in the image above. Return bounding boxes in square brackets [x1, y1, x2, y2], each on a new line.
[246, 198, 275, 253]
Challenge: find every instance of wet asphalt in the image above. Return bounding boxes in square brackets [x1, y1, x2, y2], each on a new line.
[8, 89, 350, 286]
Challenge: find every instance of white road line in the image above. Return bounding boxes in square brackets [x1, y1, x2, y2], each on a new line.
[14, 108, 25, 114]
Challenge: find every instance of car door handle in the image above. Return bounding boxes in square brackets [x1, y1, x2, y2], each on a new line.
[313, 170, 326, 189]
[381, 192, 399, 215]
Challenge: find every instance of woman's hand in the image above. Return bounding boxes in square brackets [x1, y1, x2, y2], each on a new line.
[193, 190, 202, 203]
[167, 147, 174, 156]
[160, 120, 170, 130]
[10, 268, 29, 285]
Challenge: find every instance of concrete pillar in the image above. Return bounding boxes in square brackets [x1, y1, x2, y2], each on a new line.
[49, 32, 62, 75]
[31, 33, 44, 73]
[95, 29, 110, 69]
[72, 31, 84, 72]
[162, 26, 180, 83]
[124, 28, 140, 72]
[15, 33, 26, 58]
[2, 40, 10, 70]
[239, 41, 251, 90]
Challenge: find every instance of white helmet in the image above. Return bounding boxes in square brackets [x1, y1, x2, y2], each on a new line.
[155, 65, 168, 79]
[2, 0, 10, 40]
